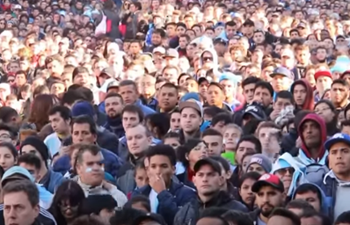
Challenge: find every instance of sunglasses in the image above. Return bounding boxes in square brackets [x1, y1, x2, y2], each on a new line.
[203, 57, 213, 62]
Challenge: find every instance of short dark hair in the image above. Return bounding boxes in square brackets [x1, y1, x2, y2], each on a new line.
[124, 195, 151, 212]
[332, 79, 349, 88]
[0, 124, 16, 139]
[286, 199, 315, 212]
[163, 131, 180, 141]
[70, 215, 106, 225]
[3, 180, 39, 207]
[121, 105, 144, 123]
[146, 144, 177, 166]
[0, 107, 18, 124]
[160, 82, 178, 93]
[49, 105, 72, 121]
[72, 115, 97, 135]
[119, 80, 138, 90]
[211, 112, 233, 126]
[222, 210, 254, 225]
[72, 66, 89, 80]
[198, 207, 229, 225]
[210, 156, 230, 172]
[293, 184, 322, 203]
[276, 90, 294, 103]
[202, 128, 223, 138]
[300, 210, 331, 225]
[254, 81, 273, 97]
[237, 135, 262, 154]
[335, 211, 350, 224]
[18, 153, 42, 170]
[75, 144, 101, 165]
[203, 106, 225, 119]
[242, 77, 262, 89]
[269, 208, 300, 225]
[61, 90, 85, 106]
[225, 21, 236, 28]
[105, 92, 124, 104]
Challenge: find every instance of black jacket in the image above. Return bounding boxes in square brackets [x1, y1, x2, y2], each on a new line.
[173, 191, 248, 225]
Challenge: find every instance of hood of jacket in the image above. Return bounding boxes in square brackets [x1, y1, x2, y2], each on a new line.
[291, 79, 314, 110]
[291, 183, 329, 215]
[199, 48, 218, 69]
[298, 113, 327, 160]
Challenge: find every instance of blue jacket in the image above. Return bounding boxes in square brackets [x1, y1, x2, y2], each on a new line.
[318, 170, 341, 221]
[135, 99, 156, 116]
[53, 147, 122, 177]
[132, 181, 196, 225]
[39, 169, 65, 194]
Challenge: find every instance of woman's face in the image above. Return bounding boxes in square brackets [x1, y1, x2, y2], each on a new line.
[305, 69, 316, 87]
[0, 146, 16, 171]
[241, 155, 252, 173]
[239, 178, 256, 206]
[60, 199, 79, 219]
[187, 142, 208, 167]
[247, 163, 266, 175]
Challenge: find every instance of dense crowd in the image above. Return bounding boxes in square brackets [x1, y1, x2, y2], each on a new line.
[1, 0, 350, 225]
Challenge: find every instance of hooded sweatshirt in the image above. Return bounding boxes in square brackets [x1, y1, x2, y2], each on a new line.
[292, 183, 329, 216]
[297, 113, 328, 166]
[199, 48, 219, 71]
[291, 79, 314, 111]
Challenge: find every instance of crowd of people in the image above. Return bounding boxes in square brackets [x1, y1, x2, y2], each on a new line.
[1, 0, 350, 224]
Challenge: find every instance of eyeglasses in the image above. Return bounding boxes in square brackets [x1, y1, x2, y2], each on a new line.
[203, 57, 213, 62]
[276, 167, 295, 176]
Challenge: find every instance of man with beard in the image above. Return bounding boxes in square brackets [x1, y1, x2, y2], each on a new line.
[104, 93, 125, 138]
[250, 174, 285, 225]
[330, 79, 350, 111]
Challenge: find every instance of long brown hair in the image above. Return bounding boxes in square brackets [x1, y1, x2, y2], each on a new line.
[28, 94, 58, 131]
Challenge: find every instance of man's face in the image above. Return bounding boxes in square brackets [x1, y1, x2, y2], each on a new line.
[125, 125, 151, 157]
[19, 162, 40, 181]
[76, 151, 104, 186]
[316, 49, 327, 61]
[253, 87, 272, 107]
[220, 79, 235, 99]
[296, 50, 310, 64]
[180, 107, 201, 133]
[272, 75, 291, 92]
[202, 52, 214, 68]
[158, 87, 178, 111]
[193, 165, 224, 195]
[119, 85, 138, 104]
[293, 84, 307, 107]
[122, 111, 140, 130]
[223, 127, 241, 150]
[141, 76, 156, 98]
[329, 142, 350, 178]
[301, 120, 321, 149]
[4, 191, 39, 225]
[331, 83, 348, 105]
[243, 83, 255, 104]
[49, 112, 69, 134]
[148, 155, 175, 186]
[207, 85, 225, 107]
[314, 102, 334, 123]
[72, 123, 96, 144]
[162, 68, 178, 84]
[166, 25, 176, 37]
[253, 32, 265, 44]
[203, 135, 223, 156]
[236, 141, 256, 165]
[73, 72, 90, 88]
[225, 25, 235, 39]
[273, 97, 292, 111]
[316, 76, 332, 93]
[295, 190, 321, 212]
[268, 216, 294, 225]
[47, 60, 63, 75]
[151, 33, 162, 46]
[170, 112, 181, 131]
[256, 185, 284, 217]
[105, 96, 123, 118]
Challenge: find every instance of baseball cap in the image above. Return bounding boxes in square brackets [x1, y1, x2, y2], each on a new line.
[194, 158, 222, 175]
[324, 133, 350, 150]
[214, 22, 225, 29]
[1, 166, 34, 184]
[280, 48, 294, 58]
[314, 70, 332, 81]
[163, 49, 179, 58]
[270, 67, 292, 79]
[106, 80, 120, 92]
[214, 38, 227, 46]
[252, 174, 284, 193]
[14, 4, 22, 9]
[153, 46, 166, 55]
[243, 104, 267, 121]
[179, 101, 203, 117]
[246, 154, 273, 173]
[297, 21, 307, 28]
[100, 67, 115, 78]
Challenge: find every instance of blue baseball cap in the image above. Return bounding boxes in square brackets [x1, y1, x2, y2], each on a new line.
[324, 133, 350, 150]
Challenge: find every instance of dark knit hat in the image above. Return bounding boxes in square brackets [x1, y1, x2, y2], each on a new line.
[20, 136, 49, 162]
[71, 101, 95, 118]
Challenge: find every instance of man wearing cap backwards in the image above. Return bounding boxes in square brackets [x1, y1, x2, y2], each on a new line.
[249, 174, 285, 225]
[174, 158, 247, 225]
[319, 133, 350, 221]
